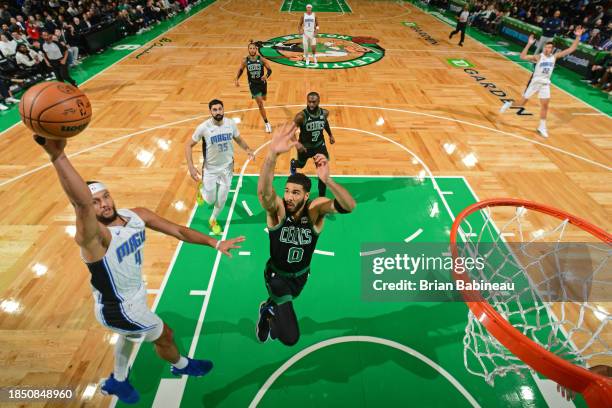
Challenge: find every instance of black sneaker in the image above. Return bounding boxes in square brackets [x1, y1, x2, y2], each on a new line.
[256, 301, 274, 342]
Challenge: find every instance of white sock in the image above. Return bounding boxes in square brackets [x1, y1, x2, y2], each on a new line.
[539, 119, 546, 128]
[211, 183, 229, 220]
[114, 335, 135, 382]
[211, 206, 222, 220]
[172, 356, 188, 369]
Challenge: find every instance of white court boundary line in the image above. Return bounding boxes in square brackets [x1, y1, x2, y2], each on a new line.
[248, 336, 481, 408]
[2, 103, 609, 190]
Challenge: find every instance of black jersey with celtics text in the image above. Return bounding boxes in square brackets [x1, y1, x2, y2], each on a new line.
[268, 203, 319, 274]
[246, 56, 264, 85]
[299, 108, 328, 149]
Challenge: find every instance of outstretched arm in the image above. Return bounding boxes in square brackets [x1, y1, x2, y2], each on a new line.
[555, 27, 584, 59]
[132, 207, 245, 257]
[520, 35, 538, 62]
[311, 154, 355, 215]
[34, 136, 109, 258]
[308, 154, 355, 232]
[257, 123, 298, 224]
[234, 135, 255, 161]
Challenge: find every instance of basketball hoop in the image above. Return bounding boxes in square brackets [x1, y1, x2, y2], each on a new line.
[449, 198, 612, 407]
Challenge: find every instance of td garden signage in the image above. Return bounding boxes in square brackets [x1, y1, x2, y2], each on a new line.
[257, 33, 385, 69]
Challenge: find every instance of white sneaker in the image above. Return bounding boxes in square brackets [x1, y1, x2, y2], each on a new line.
[305, 57, 310, 66]
[313, 56, 317, 64]
[0, 103, 8, 111]
[264, 122, 272, 133]
[499, 101, 512, 113]
[537, 126, 549, 138]
[6, 97, 19, 104]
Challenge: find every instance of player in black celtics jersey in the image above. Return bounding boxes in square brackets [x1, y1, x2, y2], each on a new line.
[290, 92, 335, 197]
[256, 122, 356, 346]
[235, 42, 273, 133]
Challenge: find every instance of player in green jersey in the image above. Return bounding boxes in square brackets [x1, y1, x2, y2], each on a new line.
[236, 42, 273, 133]
[256, 122, 356, 346]
[290, 92, 335, 197]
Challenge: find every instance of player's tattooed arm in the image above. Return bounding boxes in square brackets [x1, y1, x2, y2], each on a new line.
[293, 111, 307, 152]
[298, 15, 304, 34]
[323, 109, 334, 144]
[235, 59, 246, 86]
[520, 35, 539, 62]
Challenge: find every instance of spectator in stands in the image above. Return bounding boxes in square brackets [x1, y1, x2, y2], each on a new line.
[72, 16, 87, 33]
[0, 33, 17, 57]
[131, 6, 146, 33]
[26, 16, 41, 42]
[15, 43, 46, 76]
[587, 51, 612, 89]
[41, 30, 77, 87]
[11, 31, 29, 49]
[117, 9, 138, 37]
[535, 10, 563, 55]
[1, 23, 11, 38]
[67, 2, 80, 17]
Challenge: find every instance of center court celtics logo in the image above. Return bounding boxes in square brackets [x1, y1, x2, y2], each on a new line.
[257, 33, 385, 69]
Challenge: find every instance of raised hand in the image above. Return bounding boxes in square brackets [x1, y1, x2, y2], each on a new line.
[574, 26, 585, 37]
[527, 34, 536, 45]
[269, 122, 298, 155]
[33, 135, 66, 161]
[313, 153, 330, 182]
[217, 236, 246, 257]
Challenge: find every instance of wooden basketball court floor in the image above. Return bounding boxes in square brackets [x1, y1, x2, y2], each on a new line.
[0, 1, 610, 407]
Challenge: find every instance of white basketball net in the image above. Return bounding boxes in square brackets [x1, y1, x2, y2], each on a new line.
[455, 205, 611, 385]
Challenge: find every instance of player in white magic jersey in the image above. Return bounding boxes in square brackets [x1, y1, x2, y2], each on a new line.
[299, 4, 319, 66]
[500, 27, 584, 138]
[33, 135, 244, 404]
[185, 99, 255, 235]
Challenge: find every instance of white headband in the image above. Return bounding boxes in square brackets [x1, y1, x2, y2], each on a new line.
[88, 182, 108, 195]
[306, 4, 312, 8]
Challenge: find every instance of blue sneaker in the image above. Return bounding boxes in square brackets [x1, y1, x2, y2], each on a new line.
[290, 159, 297, 176]
[100, 373, 139, 404]
[171, 358, 213, 377]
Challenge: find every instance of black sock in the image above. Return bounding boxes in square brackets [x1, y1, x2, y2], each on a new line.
[264, 118, 268, 123]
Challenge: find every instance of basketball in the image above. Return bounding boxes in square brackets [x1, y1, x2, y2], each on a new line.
[19, 82, 92, 139]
